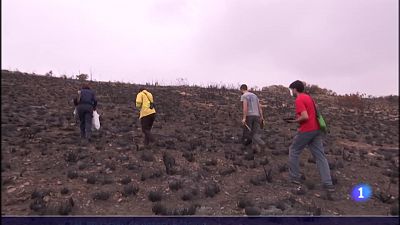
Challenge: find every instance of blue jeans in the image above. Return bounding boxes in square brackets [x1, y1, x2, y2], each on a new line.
[289, 130, 332, 185]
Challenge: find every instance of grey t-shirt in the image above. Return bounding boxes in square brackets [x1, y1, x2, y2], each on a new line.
[240, 92, 260, 116]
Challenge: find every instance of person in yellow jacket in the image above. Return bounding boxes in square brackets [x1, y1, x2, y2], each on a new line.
[136, 88, 156, 145]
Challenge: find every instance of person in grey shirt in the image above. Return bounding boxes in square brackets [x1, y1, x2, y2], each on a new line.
[240, 84, 265, 147]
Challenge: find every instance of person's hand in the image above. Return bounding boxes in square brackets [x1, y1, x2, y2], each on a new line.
[242, 118, 246, 125]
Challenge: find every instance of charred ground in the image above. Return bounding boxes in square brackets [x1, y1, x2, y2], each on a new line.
[1, 70, 399, 215]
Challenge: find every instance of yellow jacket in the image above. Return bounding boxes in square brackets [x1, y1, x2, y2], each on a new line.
[136, 90, 156, 119]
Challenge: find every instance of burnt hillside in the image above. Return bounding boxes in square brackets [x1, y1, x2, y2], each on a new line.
[1, 70, 399, 215]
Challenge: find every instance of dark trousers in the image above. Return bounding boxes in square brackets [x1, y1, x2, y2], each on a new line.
[141, 113, 156, 145]
[289, 130, 332, 185]
[77, 104, 93, 139]
[242, 115, 265, 146]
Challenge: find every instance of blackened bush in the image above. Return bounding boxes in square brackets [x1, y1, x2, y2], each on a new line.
[250, 175, 266, 186]
[181, 191, 194, 201]
[100, 175, 113, 185]
[183, 151, 195, 162]
[105, 162, 116, 171]
[238, 198, 254, 209]
[30, 198, 46, 212]
[260, 157, 269, 165]
[278, 164, 288, 173]
[123, 184, 139, 197]
[148, 191, 162, 202]
[304, 180, 315, 190]
[87, 175, 96, 184]
[120, 176, 131, 185]
[245, 206, 261, 216]
[205, 182, 220, 197]
[67, 170, 78, 179]
[92, 191, 110, 201]
[31, 190, 50, 199]
[169, 180, 182, 191]
[219, 167, 236, 176]
[60, 187, 70, 195]
[141, 151, 155, 162]
[58, 198, 74, 215]
[152, 203, 167, 215]
[205, 159, 218, 166]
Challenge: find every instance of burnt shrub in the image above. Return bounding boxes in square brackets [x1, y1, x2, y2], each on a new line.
[127, 163, 140, 171]
[219, 166, 236, 176]
[141, 169, 163, 181]
[205, 182, 220, 198]
[304, 180, 315, 190]
[120, 176, 131, 185]
[168, 180, 182, 191]
[390, 202, 399, 215]
[87, 175, 96, 184]
[122, 184, 139, 197]
[163, 152, 176, 175]
[244, 151, 255, 161]
[205, 159, 218, 166]
[278, 164, 288, 173]
[141, 151, 155, 162]
[31, 190, 50, 199]
[58, 198, 74, 215]
[148, 191, 162, 202]
[67, 170, 78, 179]
[30, 198, 46, 212]
[105, 162, 116, 171]
[65, 151, 78, 163]
[92, 191, 111, 201]
[60, 187, 70, 195]
[250, 175, 266, 186]
[181, 191, 194, 201]
[259, 157, 269, 166]
[238, 197, 254, 209]
[152, 203, 167, 215]
[183, 151, 195, 162]
[245, 206, 261, 216]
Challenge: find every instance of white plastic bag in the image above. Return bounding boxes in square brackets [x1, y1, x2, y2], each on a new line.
[92, 110, 100, 130]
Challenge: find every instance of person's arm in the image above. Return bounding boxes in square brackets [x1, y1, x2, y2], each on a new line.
[294, 111, 309, 123]
[242, 99, 248, 124]
[136, 93, 143, 110]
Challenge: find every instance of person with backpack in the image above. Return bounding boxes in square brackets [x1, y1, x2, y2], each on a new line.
[286, 80, 334, 192]
[240, 84, 266, 147]
[136, 88, 156, 146]
[73, 83, 97, 142]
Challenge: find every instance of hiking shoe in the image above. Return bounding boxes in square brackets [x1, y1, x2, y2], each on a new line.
[323, 184, 335, 192]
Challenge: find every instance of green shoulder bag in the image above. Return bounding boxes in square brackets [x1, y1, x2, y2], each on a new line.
[312, 99, 327, 132]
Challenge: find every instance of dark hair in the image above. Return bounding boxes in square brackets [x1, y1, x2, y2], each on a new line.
[240, 84, 248, 91]
[81, 83, 90, 89]
[289, 80, 304, 93]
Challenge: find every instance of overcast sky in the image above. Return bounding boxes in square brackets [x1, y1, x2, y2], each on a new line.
[2, 0, 398, 96]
